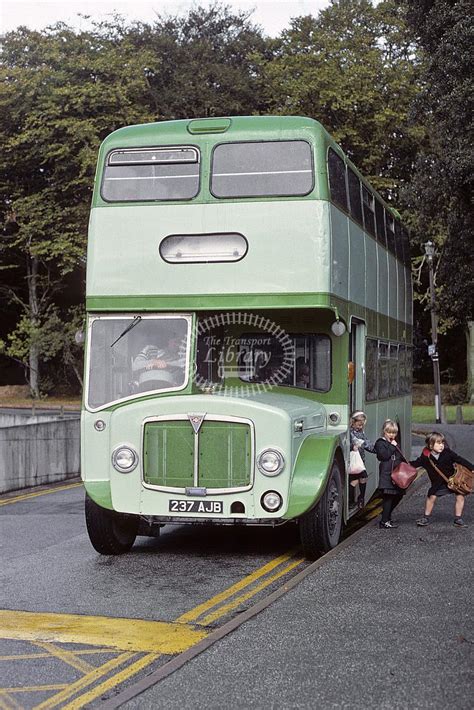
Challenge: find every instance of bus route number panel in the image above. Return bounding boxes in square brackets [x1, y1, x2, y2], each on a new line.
[169, 500, 224, 514]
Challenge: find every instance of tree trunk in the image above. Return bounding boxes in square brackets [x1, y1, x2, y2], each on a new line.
[467, 321, 474, 405]
[27, 254, 40, 398]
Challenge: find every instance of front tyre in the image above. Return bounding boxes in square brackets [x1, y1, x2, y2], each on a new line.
[299, 460, 343, 560]
[85, 494, 139, 555]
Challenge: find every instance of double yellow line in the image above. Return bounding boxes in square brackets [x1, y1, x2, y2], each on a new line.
[0, 482, 82, 507]
[1, 550, 305, 708]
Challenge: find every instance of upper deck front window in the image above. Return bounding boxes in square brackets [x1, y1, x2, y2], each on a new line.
[211, 140, 314, 198]
[101, 147, 200, 202]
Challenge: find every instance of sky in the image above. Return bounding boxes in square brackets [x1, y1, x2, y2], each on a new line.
[1, 0, 331, 37]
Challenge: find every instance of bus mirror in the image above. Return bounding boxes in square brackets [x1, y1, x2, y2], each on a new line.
[331, 320, 346, 336]
[348, 362, 355, 384]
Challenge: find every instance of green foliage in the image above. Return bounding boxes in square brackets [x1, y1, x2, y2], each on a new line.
[257, 0, 424, 201]
[402, 0, 474, 326]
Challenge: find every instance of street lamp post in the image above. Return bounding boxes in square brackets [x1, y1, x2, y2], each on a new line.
[424, 241, 443, 424]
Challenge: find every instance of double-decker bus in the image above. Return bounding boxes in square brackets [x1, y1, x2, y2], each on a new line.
[82, 115, 412, 559]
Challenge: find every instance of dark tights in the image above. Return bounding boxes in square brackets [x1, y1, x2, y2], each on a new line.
[381, 493, 403, 523]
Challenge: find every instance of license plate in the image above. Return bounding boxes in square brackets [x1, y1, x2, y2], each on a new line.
[169, 499, 223, 514]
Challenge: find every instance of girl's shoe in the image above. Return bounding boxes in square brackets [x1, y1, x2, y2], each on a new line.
[416, 516, 430, 526]
[453, 518, 467, 528]
[379, 521, 398, 529]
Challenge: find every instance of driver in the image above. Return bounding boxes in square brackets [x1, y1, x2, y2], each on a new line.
[132, 335, 185, 392]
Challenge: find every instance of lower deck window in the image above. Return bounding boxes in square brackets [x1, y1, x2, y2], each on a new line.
[238, 333, 332, 391]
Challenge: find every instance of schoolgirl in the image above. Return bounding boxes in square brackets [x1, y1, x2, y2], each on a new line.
[349, 411, 375, 509]
[411, 431, 473, 528]
[374, 419, 405, 529]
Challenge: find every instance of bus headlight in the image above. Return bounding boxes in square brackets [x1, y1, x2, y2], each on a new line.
[257, 449, 285, 476]
[112, 446, 139, 473]
[261, 491, 283, 512]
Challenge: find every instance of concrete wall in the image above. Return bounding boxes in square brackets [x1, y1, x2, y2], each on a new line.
[0, 411, 78, 428]
[0, 419, 80, 493]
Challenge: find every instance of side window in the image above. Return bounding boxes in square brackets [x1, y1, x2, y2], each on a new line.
[348, 168, 363, 224]
[362, 186, 375, 236]
[398, 345, 407, 394]
[389, 343, 399, 396]
[378, 341, 390, 399]
[394, 220, 404, 262]
[401, 226, 411, 267]
[375, 200, 386, 247]
[405, 346, 413, 393]
[365, 338, 378, 401]
[385, 212, 396, 255]
[328, 149, 348, 210]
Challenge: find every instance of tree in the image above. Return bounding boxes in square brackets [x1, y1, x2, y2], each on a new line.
[402, 0, 474, 399]
[0, 21, 156, 395]
[258, 0, 424, 202]
[131, 3, 268, 119]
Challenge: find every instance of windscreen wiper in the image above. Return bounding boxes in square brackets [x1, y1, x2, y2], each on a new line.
[110, 315, 142, 348]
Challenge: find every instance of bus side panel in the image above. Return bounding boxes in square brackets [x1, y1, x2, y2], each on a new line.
[284, 435, 339, 519]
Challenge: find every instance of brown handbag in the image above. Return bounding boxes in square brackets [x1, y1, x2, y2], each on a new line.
[391, 446, 418, 489]
[430, 459, 473, 496]
[391, 462, 418, 489]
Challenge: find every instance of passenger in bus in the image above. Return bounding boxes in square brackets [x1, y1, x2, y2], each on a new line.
[132, 334, 185, 392]
[349, 411, 375, 509]
[295, 358, 310, 388]
[374, 419, 406, 529]
[411, 432, 473, 528]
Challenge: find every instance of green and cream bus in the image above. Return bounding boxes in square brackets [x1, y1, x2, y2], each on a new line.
[82, 115, 412, 558]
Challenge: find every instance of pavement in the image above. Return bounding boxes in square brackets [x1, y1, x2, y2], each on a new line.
[123, 424, 474, 710]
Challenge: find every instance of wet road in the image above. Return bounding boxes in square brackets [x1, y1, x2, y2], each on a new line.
[1, 482, 313, 708]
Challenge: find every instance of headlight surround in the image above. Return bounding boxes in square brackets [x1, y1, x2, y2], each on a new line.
[257, 449, 285, 476]
[112, 446, 139, 473]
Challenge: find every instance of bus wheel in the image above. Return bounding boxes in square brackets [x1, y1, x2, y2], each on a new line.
[299, 460, 343, 560]
[85, 494, 139, 555]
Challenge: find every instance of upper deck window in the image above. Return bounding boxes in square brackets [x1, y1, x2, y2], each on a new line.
[328, 149, 347, 210]
[385, 212, 396, 254]
[348, 168, 363, 225]
[211, 140, 313, 198]
[375, 199, 386, 248]
[362, 186, 375, 236]
[101, 146, 200, 202]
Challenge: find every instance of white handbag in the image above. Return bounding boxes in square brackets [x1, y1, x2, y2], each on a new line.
[349, 449, 365, 475]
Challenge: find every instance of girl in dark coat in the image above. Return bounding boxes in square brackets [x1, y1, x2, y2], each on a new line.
[411, 431, 473, 528]
[374, 419, 406, 529]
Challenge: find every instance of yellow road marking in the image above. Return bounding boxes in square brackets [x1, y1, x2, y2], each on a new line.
[61, 652, 159, 710]
[0, 649, 115, 661]
[33, 642, 94, 674]
[365, 506, 383, 521]
[0, 611, 207, 654]
[0, 483, 82, 507]
[2, 685, 67, 693]
[0, 691, 22, 709]
[34, 653, 136, 710]
[199, 557, 304, 625]
[176, 549, 299, 624]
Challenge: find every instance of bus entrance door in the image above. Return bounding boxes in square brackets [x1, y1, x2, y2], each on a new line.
[350, 319, 366, 415]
